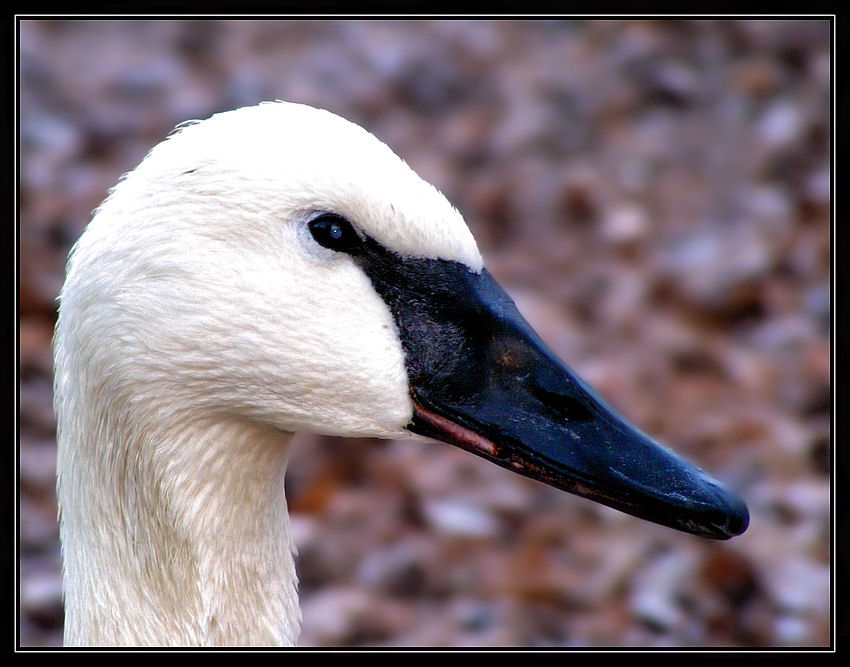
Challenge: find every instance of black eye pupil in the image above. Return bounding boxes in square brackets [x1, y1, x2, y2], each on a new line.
[308, 215, 361, 252]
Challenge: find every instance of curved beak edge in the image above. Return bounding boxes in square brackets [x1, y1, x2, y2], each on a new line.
[411, 398, 749, 540]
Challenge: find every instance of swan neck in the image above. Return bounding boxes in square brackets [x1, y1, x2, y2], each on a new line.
[58, 412, 300, 646]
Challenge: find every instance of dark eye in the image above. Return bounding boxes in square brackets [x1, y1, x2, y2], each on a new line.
[308, 214, 362, 252]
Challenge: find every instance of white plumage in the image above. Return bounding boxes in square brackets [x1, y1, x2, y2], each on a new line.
[55, 102, 482, 646]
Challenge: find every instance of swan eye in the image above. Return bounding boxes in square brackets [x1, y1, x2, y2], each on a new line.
[308, 214, 362, 252]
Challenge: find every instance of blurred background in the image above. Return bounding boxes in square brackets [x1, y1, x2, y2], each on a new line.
[18, 19, 831, 648]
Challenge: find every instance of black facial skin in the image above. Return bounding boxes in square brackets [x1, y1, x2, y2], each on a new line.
[309, 214, 749, 539]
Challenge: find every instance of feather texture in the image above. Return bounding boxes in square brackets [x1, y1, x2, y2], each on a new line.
[54, 102, 482, 646]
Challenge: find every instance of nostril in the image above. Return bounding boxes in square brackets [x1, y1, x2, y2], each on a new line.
[532, 384, 595, 423]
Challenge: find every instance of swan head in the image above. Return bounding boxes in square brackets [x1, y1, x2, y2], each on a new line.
[57, 101, 748, 544]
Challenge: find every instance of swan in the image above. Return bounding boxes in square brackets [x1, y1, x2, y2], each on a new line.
[53, 101, 748, 647]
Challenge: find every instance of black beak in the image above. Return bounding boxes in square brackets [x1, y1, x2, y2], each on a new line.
[354, 240, 749, 539]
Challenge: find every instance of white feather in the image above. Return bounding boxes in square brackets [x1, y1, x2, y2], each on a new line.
[54, 102, 482, 646]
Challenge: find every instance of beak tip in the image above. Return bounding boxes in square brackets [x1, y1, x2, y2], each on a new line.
[720, 491, 750, 538]
[697, 481, 750, 539]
